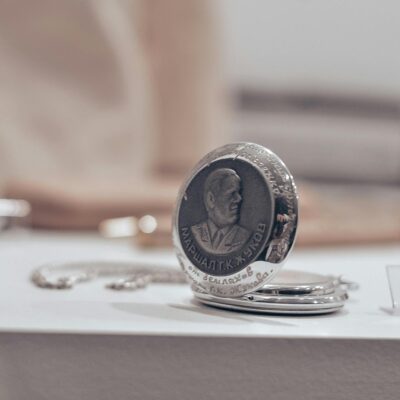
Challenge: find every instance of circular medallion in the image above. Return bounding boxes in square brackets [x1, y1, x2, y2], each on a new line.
[173, 142, 298, 297]
[178, 158, 273, 276]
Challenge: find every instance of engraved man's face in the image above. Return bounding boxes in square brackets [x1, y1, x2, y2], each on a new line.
[207, 174, 242, 228]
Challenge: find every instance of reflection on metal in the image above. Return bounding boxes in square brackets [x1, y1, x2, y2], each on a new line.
[0, 199, 31, 218]
[99, 214, 170, 247]
[138, 215, 158, 234]
[98, 215, 159, 238]
[98, 216, 138, 238]
[0, 199, 31, 231]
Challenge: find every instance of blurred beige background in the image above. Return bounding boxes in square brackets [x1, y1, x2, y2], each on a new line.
[0, 0, 399, 243]
[0, 0, 225, 187]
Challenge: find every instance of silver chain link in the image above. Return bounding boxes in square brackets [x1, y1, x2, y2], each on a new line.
[31, 261, 187, 291]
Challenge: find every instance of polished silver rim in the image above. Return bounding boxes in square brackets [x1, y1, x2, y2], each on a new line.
[192, 285, 348, 310]
[195, 298, 344, 315]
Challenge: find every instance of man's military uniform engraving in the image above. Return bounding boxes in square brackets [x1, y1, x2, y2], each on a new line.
[190, 168, 250, 254]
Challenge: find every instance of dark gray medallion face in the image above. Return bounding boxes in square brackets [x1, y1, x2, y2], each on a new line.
[178, 158, 274, 276]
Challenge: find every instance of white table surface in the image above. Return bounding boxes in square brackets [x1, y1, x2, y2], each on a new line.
[1, 229, 399, 340]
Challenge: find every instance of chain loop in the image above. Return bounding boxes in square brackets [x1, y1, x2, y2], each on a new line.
[31, 261, 187, 291]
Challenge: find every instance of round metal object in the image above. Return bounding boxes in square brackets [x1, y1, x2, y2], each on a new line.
[173, 142, 298, 297]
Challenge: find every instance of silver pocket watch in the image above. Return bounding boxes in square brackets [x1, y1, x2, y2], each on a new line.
[173, 142, 350, 315]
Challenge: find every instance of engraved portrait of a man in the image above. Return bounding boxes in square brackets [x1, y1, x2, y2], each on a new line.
[191, 168, 250, 254]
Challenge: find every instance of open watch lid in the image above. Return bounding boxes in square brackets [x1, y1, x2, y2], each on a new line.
[173, 142, 298, 298]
